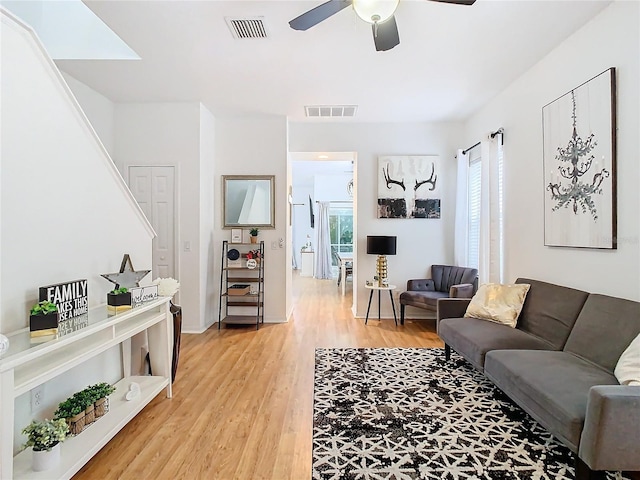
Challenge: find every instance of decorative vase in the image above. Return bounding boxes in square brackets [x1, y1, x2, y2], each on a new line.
[250, 236, 257, 244]
[107, 292, 132, 314]
[67, 411, 85, 435]
[29, 312, 60, 338]
[32, 443, 61, 472]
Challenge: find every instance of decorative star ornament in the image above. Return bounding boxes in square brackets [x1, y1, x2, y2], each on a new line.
[101, 254, 151, 290]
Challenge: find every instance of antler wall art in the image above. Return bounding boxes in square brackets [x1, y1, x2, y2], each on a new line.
[377, 156, 440, 219]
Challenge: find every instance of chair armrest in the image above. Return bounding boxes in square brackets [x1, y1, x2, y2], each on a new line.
[436, 298, 471, 322]
[406, 279, 435, 291]
[579, 385, 640, 471]
[449, 283, 474, 298]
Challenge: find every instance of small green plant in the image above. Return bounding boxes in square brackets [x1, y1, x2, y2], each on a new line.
[54, 397, 84, 419]
[86, 382, 116, 400]
[22, 418, 68, 452]
[29, 301, 58, 316]
[110, 287, 129, 295]
[71, 389, 95, 410]
[249, 227, 259, 237]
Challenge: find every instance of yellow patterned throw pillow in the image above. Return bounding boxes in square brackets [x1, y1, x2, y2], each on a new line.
[465, 283, 531, 328]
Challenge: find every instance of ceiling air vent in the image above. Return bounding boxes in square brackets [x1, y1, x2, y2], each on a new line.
[305, 105, 358, 118]
[225, 17, 268, 39]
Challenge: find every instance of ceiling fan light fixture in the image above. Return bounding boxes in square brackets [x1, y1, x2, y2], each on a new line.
[353, 0, 399, 24]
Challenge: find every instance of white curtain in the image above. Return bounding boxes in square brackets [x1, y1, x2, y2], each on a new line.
[314, 202, 333, 279]
[479, 135, 505, 284]
[454, 149, 469, 267]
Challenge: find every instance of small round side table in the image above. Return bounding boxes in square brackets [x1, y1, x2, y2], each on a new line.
[364, 284, 397, 325]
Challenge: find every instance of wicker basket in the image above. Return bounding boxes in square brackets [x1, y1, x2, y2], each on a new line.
[67, 412, 85, 436]
[94, 397, 109, 417]
[84, 404, 95, 425]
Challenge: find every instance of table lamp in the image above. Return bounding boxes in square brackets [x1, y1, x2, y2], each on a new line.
[367, 236, 397, 286]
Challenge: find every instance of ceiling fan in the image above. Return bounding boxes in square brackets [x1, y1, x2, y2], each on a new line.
[289, 0, 476, 52]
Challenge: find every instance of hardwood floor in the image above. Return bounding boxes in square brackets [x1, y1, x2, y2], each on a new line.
[74, 274, 441, 479]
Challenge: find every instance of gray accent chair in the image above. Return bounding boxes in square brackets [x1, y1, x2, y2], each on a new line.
[437, 278, 640, 479]
[399, 264, 477, 325]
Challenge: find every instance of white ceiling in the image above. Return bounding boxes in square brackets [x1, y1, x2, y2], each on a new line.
[52, 0, 611, 123]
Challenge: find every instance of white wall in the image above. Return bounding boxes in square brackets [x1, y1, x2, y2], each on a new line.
[292, 182, 314, 268]
[1, 11, 153, 450]
[464, 1, 639, 300]
[199, 105, 216, 327]
[215, 116, 288, 323]
[289, 122, 464, 317]
[62, 72, 115, 156]
[114, 102, 209, 331]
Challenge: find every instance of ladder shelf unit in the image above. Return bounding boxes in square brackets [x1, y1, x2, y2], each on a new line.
[218, 240, 264, 330]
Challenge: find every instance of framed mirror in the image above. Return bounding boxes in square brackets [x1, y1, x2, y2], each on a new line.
[223, 175, 275, 228]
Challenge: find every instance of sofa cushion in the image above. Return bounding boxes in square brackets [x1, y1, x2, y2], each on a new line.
[515, 278, 589, 349]
[399, 290, 448, 309]
[439, 317, 554, 371]
[465, 283, 530, 327]
[615, 333, 640, 386]
[564, 294, 640, 374]
[485, 350, 619, 452]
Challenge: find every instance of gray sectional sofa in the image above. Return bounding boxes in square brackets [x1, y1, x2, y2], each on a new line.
[437, 278, 640, 479]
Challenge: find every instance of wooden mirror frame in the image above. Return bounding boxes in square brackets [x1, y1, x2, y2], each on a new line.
[222, 175, 275, 229]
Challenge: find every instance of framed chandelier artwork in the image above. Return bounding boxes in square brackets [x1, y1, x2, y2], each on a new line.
[377, 155, 441, 219]
[543, 68, 617, 249]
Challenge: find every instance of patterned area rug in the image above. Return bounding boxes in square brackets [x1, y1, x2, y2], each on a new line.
[313, 348, 627, 480]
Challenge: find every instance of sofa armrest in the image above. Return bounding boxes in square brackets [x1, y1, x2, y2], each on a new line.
[406, 279, 435, 291]
[449, 283, 474, 298]
[579, 385, 640, 471]
[436, 298, 471, 322]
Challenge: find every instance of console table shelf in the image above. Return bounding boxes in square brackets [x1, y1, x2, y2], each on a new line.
[12, 375, 167, 480]
[0, 297, 173, 480]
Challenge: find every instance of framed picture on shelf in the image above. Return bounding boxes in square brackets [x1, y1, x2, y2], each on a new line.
[231, 228, 242, 244]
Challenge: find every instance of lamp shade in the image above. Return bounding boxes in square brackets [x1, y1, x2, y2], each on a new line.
[353, 0, 399, 24]
[366, 236, 397, 255]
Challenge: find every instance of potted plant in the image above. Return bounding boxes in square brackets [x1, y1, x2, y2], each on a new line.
[22, 418, 68, 471]
[29, 300, 59, 337]
[107, 287, 132, 314]
[249, 227, 259, 244]
[54, 397, 86, 435]
[72, 389, 96, 426]
[87, 382, 116, 417]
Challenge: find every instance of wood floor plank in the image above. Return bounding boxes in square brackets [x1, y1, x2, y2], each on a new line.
[73, 274, 440, 479]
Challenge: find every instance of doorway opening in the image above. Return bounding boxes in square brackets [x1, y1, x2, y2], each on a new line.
[289, 152, 357, 313]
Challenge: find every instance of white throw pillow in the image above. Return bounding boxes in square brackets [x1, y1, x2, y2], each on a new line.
[464, 283, 531, 328]
[614, 333, 640, 386]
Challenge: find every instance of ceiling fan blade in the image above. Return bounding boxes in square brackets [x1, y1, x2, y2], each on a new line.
[428, 0, 476, 5]
[289, 0, 353, 31]
[372, 15, 400, 52]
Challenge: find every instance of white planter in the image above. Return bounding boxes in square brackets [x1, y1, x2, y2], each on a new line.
[32, 443, 61, 472]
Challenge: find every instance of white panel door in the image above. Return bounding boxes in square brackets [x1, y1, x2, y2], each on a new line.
[128, 166, 152, 220]
[129, 166, 176, 279]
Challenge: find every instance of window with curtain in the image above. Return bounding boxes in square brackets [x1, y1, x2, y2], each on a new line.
[329, 206, 353, 265]
[496, 141, 504, 282]
[467, 138, 505, 281]
[467, 156, 482, 270]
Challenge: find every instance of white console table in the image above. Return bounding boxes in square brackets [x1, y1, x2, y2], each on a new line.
[0, 297, 173, 480]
